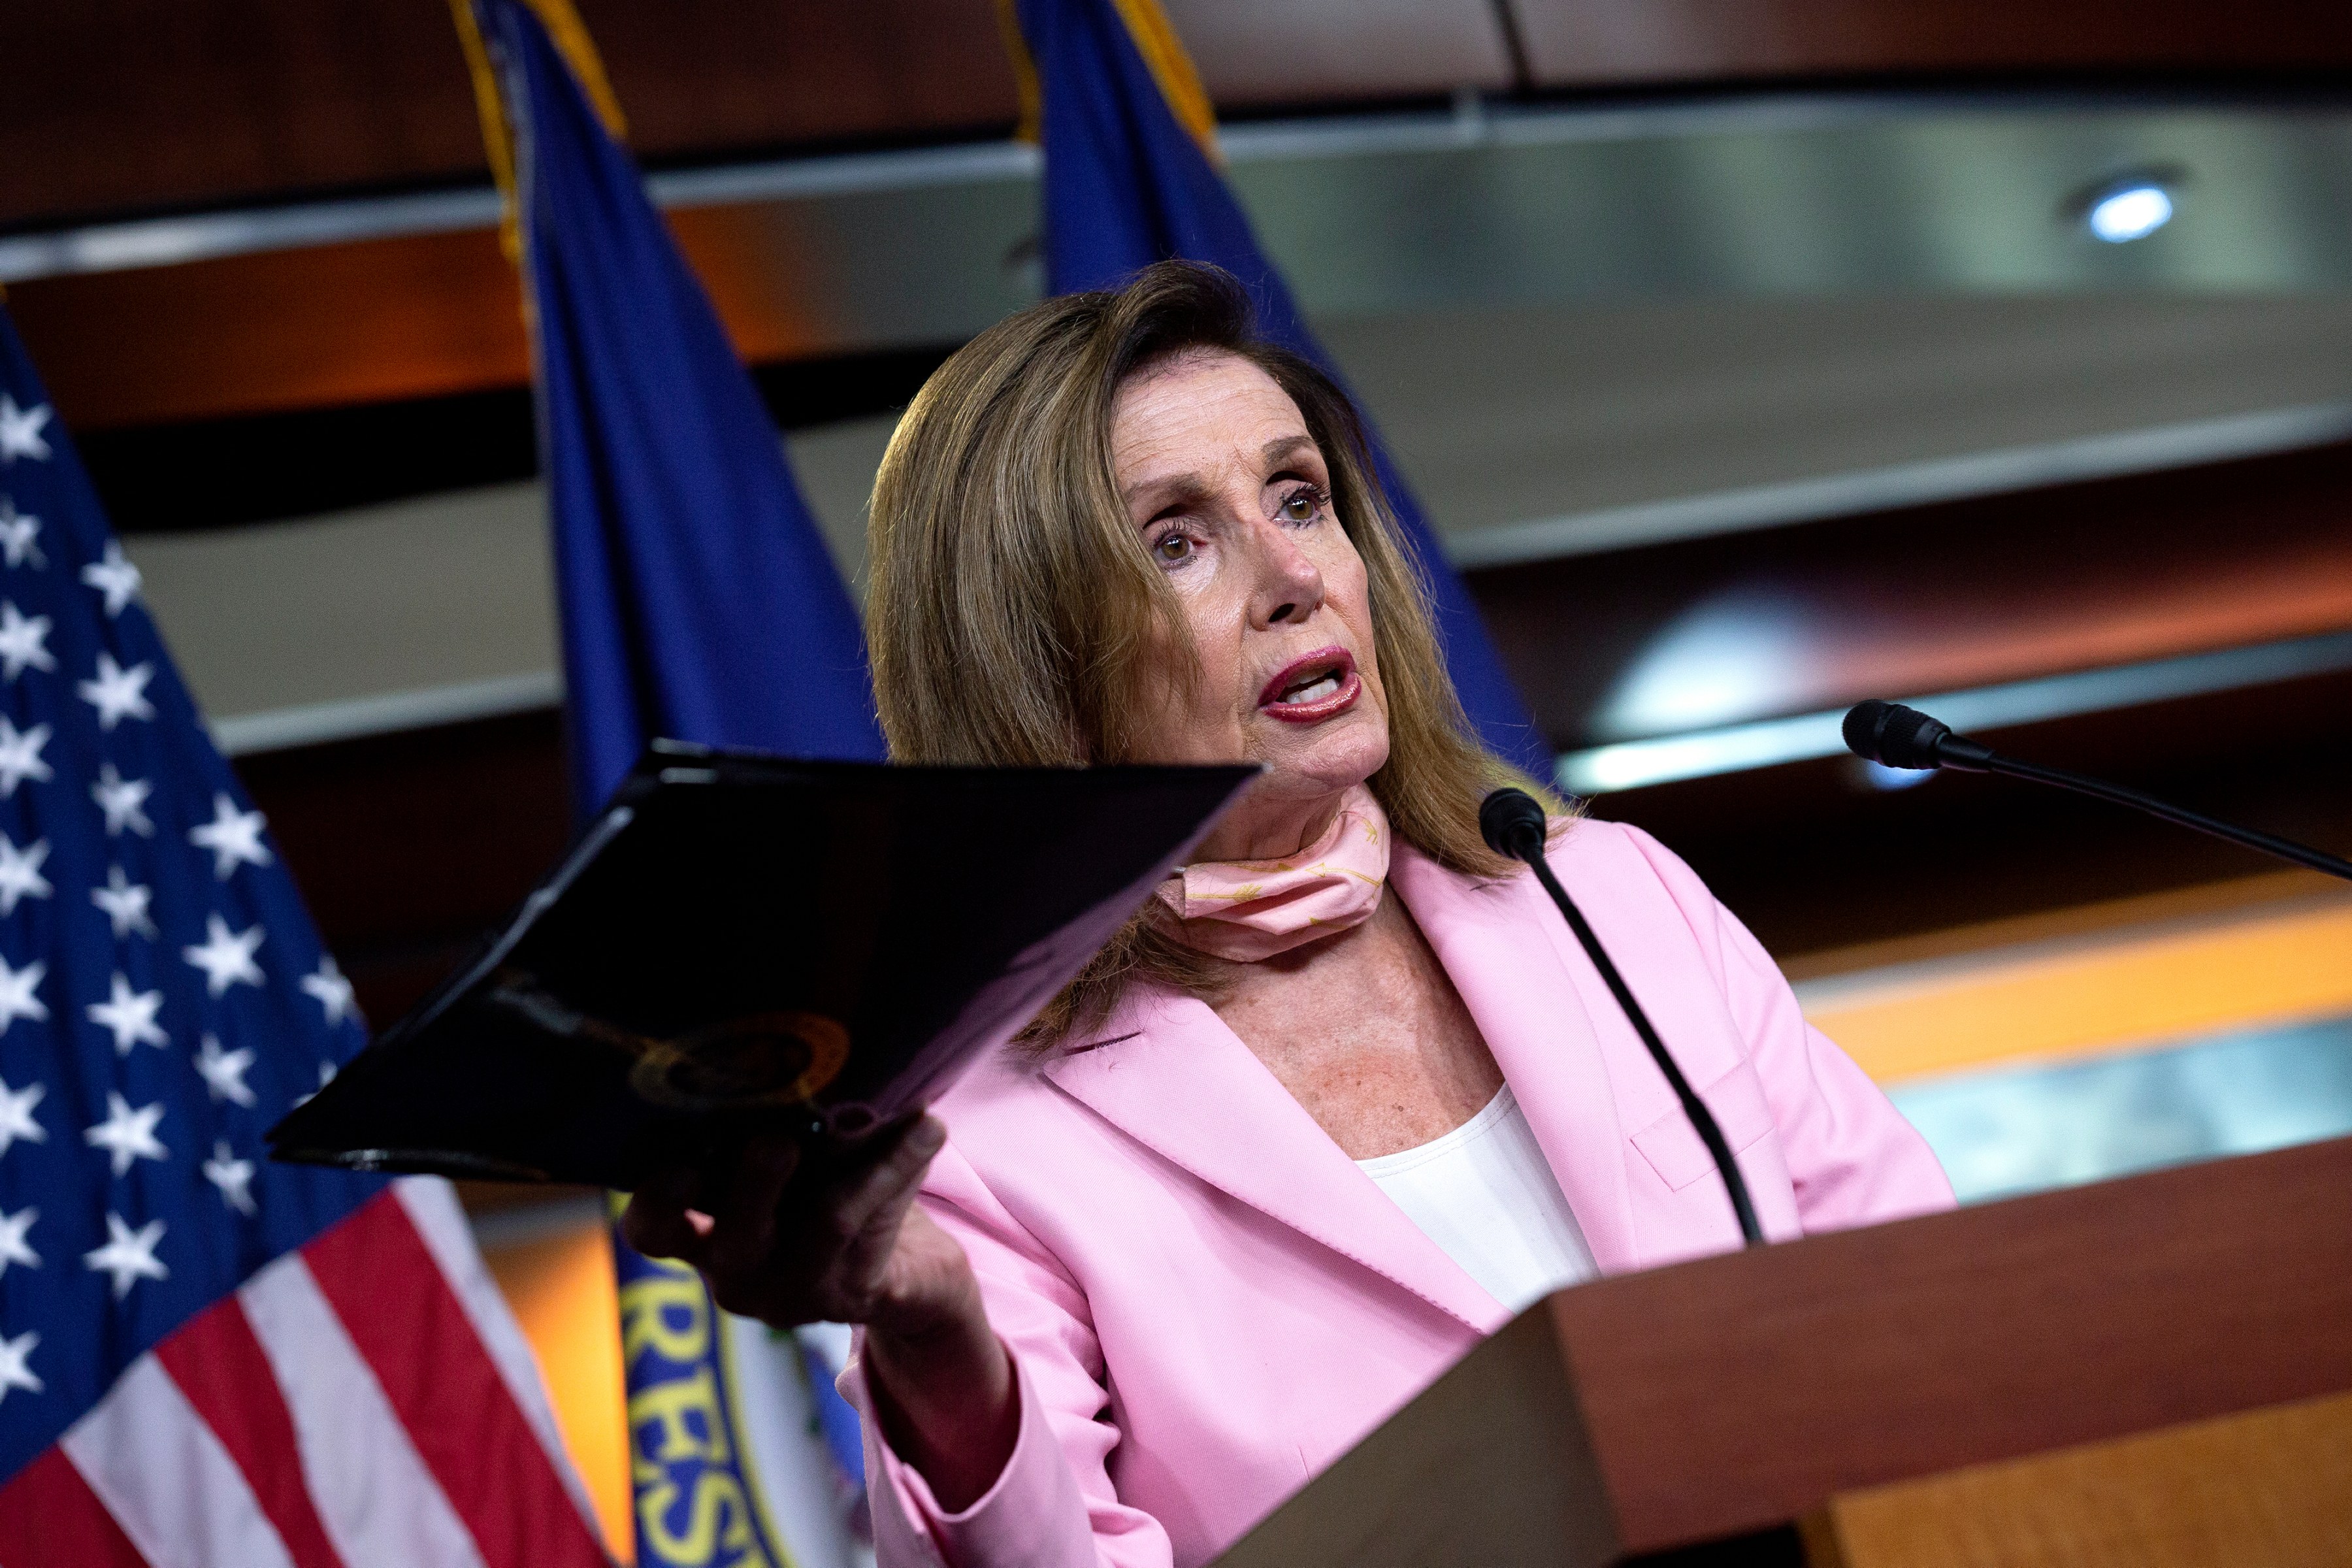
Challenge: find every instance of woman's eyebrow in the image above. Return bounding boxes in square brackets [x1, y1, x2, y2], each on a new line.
[1122, 471, 1216, 512]
[1261, 434, 1318, 466]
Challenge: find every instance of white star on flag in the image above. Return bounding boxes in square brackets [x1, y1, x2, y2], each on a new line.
[83, 1213, 167, 1299]
[0, 1076, 44, 1156]
[204, 1141, 257, 1216]
[90, 866, 156, 939]
[0, 1205, 36, 1277]
[87, 972, 167, 1055]
[77, 651, 155, 730]
[193, 1034, 257, 1107]
[0, 498, 41, 570]
[0, 1330, 39, 1403]
[0, 601, 54, 680]
[301, 955, 357, 1026]
[183, 914, 265, 997]
[0, 395, 51, 464]
[83, 1090, 167, 1178]
[188, 793, 271, 879]
[0, 715, 52, 796]
[0, 954, 46, 1032]
[0, 834, 50, 916]
[80, 540, 142, 617]
[91, 763, 155, 837]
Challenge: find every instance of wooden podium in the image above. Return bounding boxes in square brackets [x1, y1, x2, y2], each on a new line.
[1214, 1136, 2352, 1567]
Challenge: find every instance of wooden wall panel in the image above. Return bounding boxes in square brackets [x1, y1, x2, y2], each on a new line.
[0, 1, 485, 231]
[5, 231, 527, 429]
[1164, 0, 1512, 106]
[572, 0, 1019, 159]
[5, 212, 899, 431]
[0, 0, 1021, 232]
[12, 1, 2347, 234]
[1512, 0, 2352, 89]
[1464, 441, 2352, 754]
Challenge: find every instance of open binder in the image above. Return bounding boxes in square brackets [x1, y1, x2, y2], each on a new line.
[270, 741, 1254, 1188]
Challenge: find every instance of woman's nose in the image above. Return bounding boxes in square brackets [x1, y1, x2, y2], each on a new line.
[1247, 516, 1326, 628]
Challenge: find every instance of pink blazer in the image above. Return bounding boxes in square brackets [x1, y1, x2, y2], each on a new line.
[844, 819, 1953, 1568]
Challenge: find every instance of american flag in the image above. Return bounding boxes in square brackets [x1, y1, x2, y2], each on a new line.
[0, 308, 611, 1565]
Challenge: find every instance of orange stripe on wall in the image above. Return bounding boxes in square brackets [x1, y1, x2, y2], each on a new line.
[1801, 894, 2352, 1085]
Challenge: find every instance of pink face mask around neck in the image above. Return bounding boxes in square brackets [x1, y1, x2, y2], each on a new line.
[1152, 784, 1391, 962]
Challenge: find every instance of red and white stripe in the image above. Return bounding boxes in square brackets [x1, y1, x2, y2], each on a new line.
[0, 1181, 610, 1568]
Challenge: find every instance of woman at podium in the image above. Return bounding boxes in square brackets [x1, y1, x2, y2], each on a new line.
[625, 263, 1953, 1567]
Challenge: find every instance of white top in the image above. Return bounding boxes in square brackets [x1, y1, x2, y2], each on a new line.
[1355, 1085, 1600, 1313]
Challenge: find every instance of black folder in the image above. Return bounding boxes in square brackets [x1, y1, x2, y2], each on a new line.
[269, 742, 1254, 1188]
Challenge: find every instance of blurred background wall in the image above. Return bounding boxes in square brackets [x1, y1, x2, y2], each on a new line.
[8, 2, 2351, 1555]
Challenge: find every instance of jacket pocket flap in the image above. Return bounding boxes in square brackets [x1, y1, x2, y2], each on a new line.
[1629, 1058, 1776, 1192]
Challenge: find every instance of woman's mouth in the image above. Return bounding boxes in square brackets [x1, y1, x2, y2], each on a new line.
[1258, 647, 1362, 723]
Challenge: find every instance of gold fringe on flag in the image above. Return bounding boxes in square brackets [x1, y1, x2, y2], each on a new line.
[994, 0, 1221, 164]
[447, 0, 629, 261]
[994, 0, 1047, 147]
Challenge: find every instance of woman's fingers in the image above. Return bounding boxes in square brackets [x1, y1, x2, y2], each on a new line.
[706, 1135, 800, 1276]
[825, 1116, 947, 1245]
[837, 1142, 938, 1305]
[621, 1168, 711, 1264]
[640, 1115, 953, 1329]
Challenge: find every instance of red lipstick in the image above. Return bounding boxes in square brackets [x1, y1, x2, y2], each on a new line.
[1256, 647, 1361, 724]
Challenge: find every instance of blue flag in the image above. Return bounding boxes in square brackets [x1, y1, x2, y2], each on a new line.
[1010, 0, 1555, 777]
[475, 1, 883, 816]
[0, 311, 377, 1479]
[468, 1, 879, 1563]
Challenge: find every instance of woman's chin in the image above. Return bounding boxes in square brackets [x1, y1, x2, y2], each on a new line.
[1243, 715, 1390, 798]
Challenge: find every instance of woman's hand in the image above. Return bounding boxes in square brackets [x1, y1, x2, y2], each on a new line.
[621, 1116, 1019, 1509]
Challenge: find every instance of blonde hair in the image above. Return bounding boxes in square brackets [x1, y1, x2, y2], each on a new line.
[868, 261, 1544, 1045]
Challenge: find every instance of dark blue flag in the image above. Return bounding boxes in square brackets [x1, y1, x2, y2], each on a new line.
[473, 0, 883, 818]
[1009, 0, 1556, 777]
[466, 1, 880, 1563]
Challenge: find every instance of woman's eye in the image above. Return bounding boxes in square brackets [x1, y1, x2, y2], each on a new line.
[1277, 486, 1326, 523]
[1152, 532, 1194, 564]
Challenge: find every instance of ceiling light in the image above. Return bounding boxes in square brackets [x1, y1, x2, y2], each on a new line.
[2084, 178, 2175, 244]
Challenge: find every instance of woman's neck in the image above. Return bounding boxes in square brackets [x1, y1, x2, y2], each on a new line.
[1190, 787, 1351, 864]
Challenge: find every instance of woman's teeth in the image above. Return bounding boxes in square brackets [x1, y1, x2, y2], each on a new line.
[1279, 674, 1340, 705]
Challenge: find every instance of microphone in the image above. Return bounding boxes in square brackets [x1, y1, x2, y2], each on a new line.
[1480, 789, 1765, 1247]
[1842, 701, 2352, 884]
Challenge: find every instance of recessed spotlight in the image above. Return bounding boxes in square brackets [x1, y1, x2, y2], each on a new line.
[2071, 168, 2183, 244]
[2090, 184, 2172, 242]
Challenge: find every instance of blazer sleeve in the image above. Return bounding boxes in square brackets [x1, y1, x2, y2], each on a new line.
[842, 1139, 1176, 1568]
[1613, 823, 1956, 1230]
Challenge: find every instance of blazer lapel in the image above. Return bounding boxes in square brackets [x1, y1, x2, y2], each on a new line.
[1043, 986, 1507, 1333]
[1389, 844, 1643, 1276]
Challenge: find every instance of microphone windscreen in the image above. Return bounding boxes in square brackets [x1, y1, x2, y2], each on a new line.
[1479, 787, 1550, 860]
[1842, 700, 1948, 769]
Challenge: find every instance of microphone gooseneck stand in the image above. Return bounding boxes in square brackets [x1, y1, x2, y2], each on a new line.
[1480, 789, 1766, 1248]
[1842, 700, 2352, 885]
